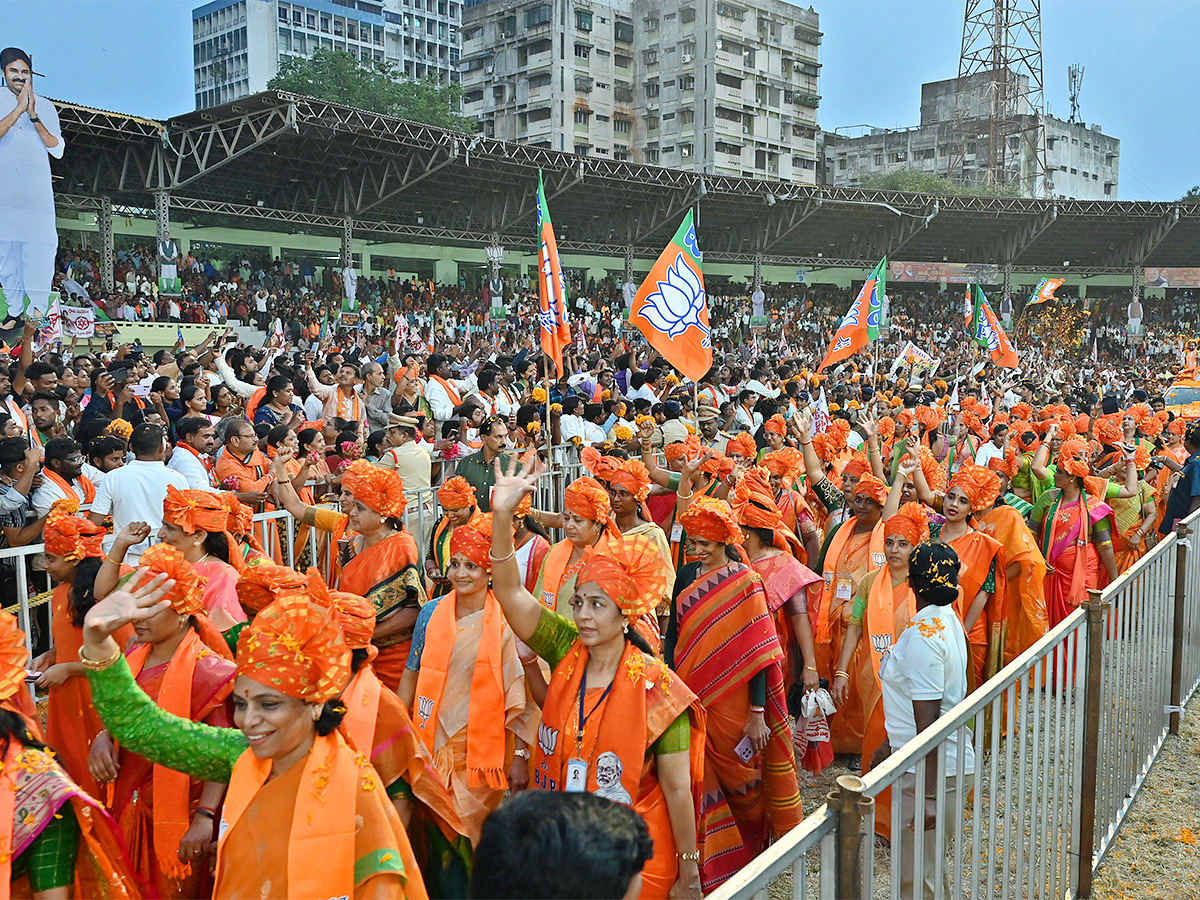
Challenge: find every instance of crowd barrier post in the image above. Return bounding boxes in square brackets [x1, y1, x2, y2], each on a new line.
[1074, 593, 1108, 900]
[1169, 519, 1191, 736]
[830, 774, 871, 900]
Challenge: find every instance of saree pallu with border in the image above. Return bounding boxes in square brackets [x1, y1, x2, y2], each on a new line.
[978, 505, 1048, 666]
[341, 530, 428, 691]
[945, 529, 1008, 690]
[1041, 492, 1115, 627]
[672, 563, 802, 893]
[0, 745, 147, 900]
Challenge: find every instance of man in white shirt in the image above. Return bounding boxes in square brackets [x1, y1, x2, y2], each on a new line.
[558, 396, 589, 445]
[88, 423, 189, 563]
[424, 353, 471, 424]
[973, 422, 1009, 469]
[31, 439, 96, 518]
[167, 416, 218, 491]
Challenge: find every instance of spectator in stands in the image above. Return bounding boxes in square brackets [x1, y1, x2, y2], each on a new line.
[28, 391, 62, 448]
[168, 416, 218, 491]
[80, 366, 146, 427]
[455, 415, 512, 512]
[87, 423, 188, 563]
[31, 438, 95, 517]
[0, 438, 45, 556]
[85, 434, 127, 488]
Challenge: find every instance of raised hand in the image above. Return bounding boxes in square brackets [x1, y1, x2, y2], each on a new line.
[491, 454, 540, 517]
[82, 571, 174, 642]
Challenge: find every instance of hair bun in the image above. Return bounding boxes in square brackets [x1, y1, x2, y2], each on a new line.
[909, 542, 960, 606]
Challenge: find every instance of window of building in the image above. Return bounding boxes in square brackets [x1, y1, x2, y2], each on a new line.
[1070, 167, 1077, 174]
[614, 148, 629, 161]
[614, 117, 631, 133]
[680, 109, 694, 125]
[615, 53, 632, 69]
[838, 158, 847, 169]
[644, 16, 659, 31]
[1104, 182, 1112, 196]
[717, 3, 746, 21]
[528, 107, 551, 121]
[680, 143, 694, 158]
[575, 143, 590, 155]
[716, 72, 740, 88]
[645, 115, 659, 130]
[596, 113, 609, 121]
[464, 89, 484, 103]
[576, 10, 592, 31]
[492, 84, 506, 99]
[575, 43, 591, 58]
[662, 79, 675, 88]
[525, 5, 551, 28]
[643, 48, 658, 64]
[679, 40, 696, 58]
[874, 154, 883, 166]
[681, 7, 696, 24]
[574, 108, 591, 124]
[497, 15, 516, 38]
[679, 74, 695, 90]
[278, 6, 288, 21]
[645, 148, 660, 163]
[529, 72, 551, 87]
[663, 111, 675, 120]
[320, 15, 330, 31]
[615, 20, 633, 43]
[662, 145, 675, 154]
[644, 81, 660, 98]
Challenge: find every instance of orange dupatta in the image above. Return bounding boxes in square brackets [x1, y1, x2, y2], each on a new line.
[538, 537, 609, 613]
[430, 375, 463, 408]
[43, 469, 97, 505]
[217, 733, 362, 900]
[816, 519, 885, 643]
[413, 591, 508, 789]
[126, 631, 210, 882]
[341, 663, 384, 760]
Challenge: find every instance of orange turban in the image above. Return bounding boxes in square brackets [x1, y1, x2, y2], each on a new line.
[565, 476, 612, 523]
[885, 501, 931, 545]
[918, 446, 947, 493]
[1057, 439, 1091, 478]
[1128, 403, 1152, 429]
[948, 464, 1001, 511]
[732, 466, 784, 531]
[1010, 402, 1033, 422]
[678, 495, 742, 545]
[237, 593, 350, 703]
[581, 446, 619, 482]
[1094, 414, 1123, 446]
[577, 533, 669, 618]
[343, 459, 407, 520]
[44, 500, 105, 562]
[138, 543, 206, 617]
[449, 513, 494, 570]
[607, 458, 651, 502]
[725, 432, 758, 460]
[896, 408, 915, 427]
[1075, 414, 1091, 435]
[664, 441, 690, 462]
[237, 559, 309, 614]
[326, 591, 376, 650]
[762, 447, 802, 482]
[437, 475, 478, 511]
[1169, 418, 1187, 436]
[825, 419, 851, 450]
[163, 485, 230, 535]
[841, 451, 871, 480]
[0, 612, 28, 704]
[988, 446, 1019, 479]
[852, 474, 889, 506]
[878, 417, 896, 443]
[1141, 412, 1166, 438]
[916, 405, 941, 432]
[221, 492, 254, 536]
[514, 492, 534, 519]
[764, 414, 787, 436]
[700, 451, 735, 477]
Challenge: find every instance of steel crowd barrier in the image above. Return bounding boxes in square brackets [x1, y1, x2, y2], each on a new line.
[710, 505, 1200, 900]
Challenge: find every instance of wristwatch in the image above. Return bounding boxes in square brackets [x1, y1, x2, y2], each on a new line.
[28, 116, 40, 124]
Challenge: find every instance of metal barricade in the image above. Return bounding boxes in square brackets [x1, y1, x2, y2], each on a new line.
[711, 804, 839, 900]
[1177, 515, 1200, 705]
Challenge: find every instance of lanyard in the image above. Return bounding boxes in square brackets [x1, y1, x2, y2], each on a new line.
[576, 670, 614, 750]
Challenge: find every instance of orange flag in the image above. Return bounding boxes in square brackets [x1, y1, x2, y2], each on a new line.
[817, 258, 886, 372]
[630, 211, 712, 382]
[536, 171, 571, 377]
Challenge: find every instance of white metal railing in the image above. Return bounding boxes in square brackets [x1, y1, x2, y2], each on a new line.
[712, 504, 1200, 900]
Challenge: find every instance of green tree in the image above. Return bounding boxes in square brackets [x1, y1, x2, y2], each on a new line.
[1181, 186, 1200, 204]
[268, 48, 476, 132]
[855, 169, 1023, 198]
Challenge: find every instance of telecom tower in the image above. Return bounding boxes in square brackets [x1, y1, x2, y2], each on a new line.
[946, 0, 1049, 198]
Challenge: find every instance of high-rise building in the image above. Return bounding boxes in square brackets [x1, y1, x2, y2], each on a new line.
[460, 0, 821, 183]
[820, 71, 1120, 201]
[192, 0, 463, 110]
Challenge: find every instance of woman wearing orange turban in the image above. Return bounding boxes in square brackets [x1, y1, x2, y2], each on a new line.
[901, 459, 1009, 689]
[0, 609, 144, 900]
[814, 472, 887, 757]
[489, 463, 705, 899]
[80, 571, 428, 899]
[145, 484, 249, 632]
[725, 431, 759, 464]
[426, 476, 479, 599]
[37, 500, 137, 799]
[666, 492, 801, 891]
[833, 500, 929, 840]
[89, 543, 236, 899]
[400, 515, 538, 846]
[338, 459, 428, 691]
[733, 467, 822, 703]
[763, 414, 788, 452]
[600, 456, 676, 630]
[533, 476, 618, 616]
[1031, 440, 1121, 627]
[761, 447, 820, 564]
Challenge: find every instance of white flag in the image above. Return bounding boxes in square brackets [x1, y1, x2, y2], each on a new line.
[63, 305, 95, 338]
[812, 386, 831, 434]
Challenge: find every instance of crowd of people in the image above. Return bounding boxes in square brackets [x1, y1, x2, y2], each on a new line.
[0, 241, 1194, 900]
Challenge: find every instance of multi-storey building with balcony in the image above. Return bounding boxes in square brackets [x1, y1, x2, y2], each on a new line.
[460, 0, 821, 183]
[193, 0, 462, 110]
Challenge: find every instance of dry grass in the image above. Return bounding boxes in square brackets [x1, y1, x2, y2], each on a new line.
[1091, 694, 1200, 900]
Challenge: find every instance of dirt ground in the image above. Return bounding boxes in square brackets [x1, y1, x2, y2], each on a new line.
[1091, 694, 1200, 900]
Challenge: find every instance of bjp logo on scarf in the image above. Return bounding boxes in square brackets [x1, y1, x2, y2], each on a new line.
[416, 695, 434, 727]
[537, 722, 559, 757]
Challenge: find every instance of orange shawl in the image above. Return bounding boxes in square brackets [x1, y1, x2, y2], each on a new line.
[413, 591, 508, 790]
[978, 505, 1048, 665]
[817, 519, 885, 643]
[43, 469, 97, 505]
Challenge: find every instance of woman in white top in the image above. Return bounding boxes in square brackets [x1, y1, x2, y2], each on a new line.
[873, 540, 975, 900]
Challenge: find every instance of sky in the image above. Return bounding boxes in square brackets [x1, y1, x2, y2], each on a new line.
[4, 0, 1198, 201]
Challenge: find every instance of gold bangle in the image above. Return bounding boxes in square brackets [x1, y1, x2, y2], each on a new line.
[804, 665, 818, 672]
[79, 645, 122, 671]
[104, 553, 123, 565]
[677, 851, 700, 863]
[488, 549, 515, 564]
[676, 490, 693, 500]
[834, 670, 850, 681]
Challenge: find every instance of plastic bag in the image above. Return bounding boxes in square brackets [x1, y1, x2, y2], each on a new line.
[793, 688, 836, 774]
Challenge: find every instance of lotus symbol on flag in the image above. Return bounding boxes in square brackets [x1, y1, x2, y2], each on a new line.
[637, 258, 710, 347]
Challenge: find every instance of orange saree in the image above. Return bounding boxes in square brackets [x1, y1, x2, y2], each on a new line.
[943, 528, 1008, 689]
[978, 504, 1048, 665]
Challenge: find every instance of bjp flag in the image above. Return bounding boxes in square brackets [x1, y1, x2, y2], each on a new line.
[817, 258, 885, 372]
[536, 170, 571, 376]
[1025, 277, 1064, 309]
[970, 284, 1019, 368]
[630, 210, 712, 382]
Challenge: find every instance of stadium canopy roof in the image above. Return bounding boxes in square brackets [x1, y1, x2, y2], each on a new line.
[51, 90, 1200, 276]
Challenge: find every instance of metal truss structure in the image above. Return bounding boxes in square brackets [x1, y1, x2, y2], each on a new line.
[52, 91, 1199, 278]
